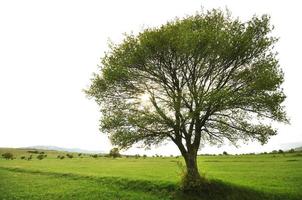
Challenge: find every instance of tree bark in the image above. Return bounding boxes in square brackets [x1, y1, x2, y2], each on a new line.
[181, 150, 203, 192]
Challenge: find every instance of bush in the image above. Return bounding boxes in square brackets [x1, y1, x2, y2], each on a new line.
[143, 154, 147, 158]
[91, 154, 98, 158]
[78, 153, 82, 157]
[66, 153, 73, 158]
[20, 156, 26, 160]
[109, 148, 121, 158]
[2, 152, 13, 160]
[57, 155, 65, 159]
[278, 149, 284, 154]
[223, 151, 228, 155]
[289, 149, 295, 153]
[37, 154, 45, 160]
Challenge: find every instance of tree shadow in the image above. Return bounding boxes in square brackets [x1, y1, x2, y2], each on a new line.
[173, 179, 300, 200]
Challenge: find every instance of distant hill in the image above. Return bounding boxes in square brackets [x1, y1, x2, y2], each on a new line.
[294, 146, 302, 151]
[21, 146, 105, 154]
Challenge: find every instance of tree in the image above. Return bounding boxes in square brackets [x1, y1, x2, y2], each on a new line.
[2, 152, 13, 160]
[86, 9, 287, 191]
[109, 147, 121, 158]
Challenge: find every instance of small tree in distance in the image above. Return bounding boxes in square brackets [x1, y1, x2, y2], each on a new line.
[86, 9, 288, 192]
[109, 148, 121, 158]
[2, 152, 13, 160]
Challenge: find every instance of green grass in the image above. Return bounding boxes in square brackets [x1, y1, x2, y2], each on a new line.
[1, 148, 302, 200]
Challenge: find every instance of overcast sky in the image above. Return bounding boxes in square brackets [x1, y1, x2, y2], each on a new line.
[0, 0, 301, 155]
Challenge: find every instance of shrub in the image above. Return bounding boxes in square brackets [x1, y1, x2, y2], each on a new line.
[278, 149, 284, 154]
[2, 152, 13, 160]
[20, 156, 26, 160]
[143, 154, 147, 158]
[66, 153, 73, 158]
[223, 151, 228, 155]
[37, 154, 45, 160]
[91, 154, 98, 158]
[60, 156, 65, 159]
[78, 153, 82, 157]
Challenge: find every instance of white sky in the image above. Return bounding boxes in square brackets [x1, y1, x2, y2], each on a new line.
[0, 0, 301, 155]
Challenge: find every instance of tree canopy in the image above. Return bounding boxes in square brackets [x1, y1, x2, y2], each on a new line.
[86, 9, 287, 191]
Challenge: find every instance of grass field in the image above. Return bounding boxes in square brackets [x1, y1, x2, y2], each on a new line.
[0, 148, 301, 200]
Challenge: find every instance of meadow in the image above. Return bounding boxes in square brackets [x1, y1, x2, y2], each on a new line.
[0, 148, 301, 200]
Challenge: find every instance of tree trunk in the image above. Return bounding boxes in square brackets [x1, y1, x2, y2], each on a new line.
[181, 150, 203, 192]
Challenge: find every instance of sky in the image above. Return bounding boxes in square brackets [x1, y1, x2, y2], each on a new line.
[0, 0, 301, 156]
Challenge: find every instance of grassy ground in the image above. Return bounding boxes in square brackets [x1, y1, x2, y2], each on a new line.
[0, 148, 301, 200]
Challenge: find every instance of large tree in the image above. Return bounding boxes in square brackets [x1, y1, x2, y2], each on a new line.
[86, 10, 287, 191]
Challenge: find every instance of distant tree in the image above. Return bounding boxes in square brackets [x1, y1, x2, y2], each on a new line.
[109, 148, 121, 158]
[288, 149, 295, 153]
[20, 156, 26, 160]
[143, 154, 147, 158]
[2, 152, 13, 160]
[223, 151, 228, 155]
[78, 153, 82, 157]
[27, 150, 39, 154]
[27, 155, 32, 161]
[278, 149, 284, 154]
[86, 9, 288, 191]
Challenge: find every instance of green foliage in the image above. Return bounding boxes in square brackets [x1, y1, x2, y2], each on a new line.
[2, 152, 13, 160]
[223, 151, 228, 155]
[57, 155, 65, 159]
[86, 9, 287, 153]
[36, 154, 46, 160]
[66, 153, 73, 159]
